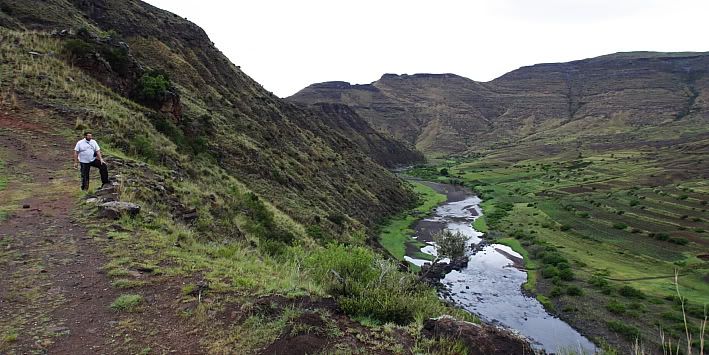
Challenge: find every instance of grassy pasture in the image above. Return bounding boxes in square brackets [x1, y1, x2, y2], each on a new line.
[409, 141, 709, 352]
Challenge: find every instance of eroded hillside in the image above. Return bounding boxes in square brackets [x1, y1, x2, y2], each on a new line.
[290, 53, 709, 157]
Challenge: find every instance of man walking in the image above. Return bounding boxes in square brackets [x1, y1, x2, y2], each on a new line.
[74, 131, 110, 190]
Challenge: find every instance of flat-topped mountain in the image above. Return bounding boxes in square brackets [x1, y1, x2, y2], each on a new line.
[290, 52, 709, 156]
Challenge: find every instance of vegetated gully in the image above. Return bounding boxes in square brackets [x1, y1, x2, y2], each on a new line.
[405, 181, 597, 354]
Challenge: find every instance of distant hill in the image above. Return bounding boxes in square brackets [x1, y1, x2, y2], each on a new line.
[290, 52, 709, 157]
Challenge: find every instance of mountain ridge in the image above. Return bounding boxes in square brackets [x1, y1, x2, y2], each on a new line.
[290, 51, 709, 156]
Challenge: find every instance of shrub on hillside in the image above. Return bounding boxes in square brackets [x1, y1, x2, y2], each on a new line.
[566, 285, 583, 296]
[63, 39, 93, 59]
[135, 70, 172, 101]
[63, 37, 130, 74]
[618, 285, 645, 299]
[606, 300, 627, 314]
[305, 244, 450, 325]
[559, 268, 574, 281]
[433, 230, 467, 261]
[612, 222, 628, 230]
[129, 134, 158, 162]
[655, 233, 670, 241]
[669, 237, 689, 245]
[542, 265, 560, 279]
[606, 320, 640, 340]
[575, 211, 589, 218]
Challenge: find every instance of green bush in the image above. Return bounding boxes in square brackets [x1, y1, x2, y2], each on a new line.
[566, 285, 583, 296]
[612, 222, 628, 230]
[550, 286, 563, 297]
[559, 268, 574, 281]
[63, 39, 93, 59]
[669, 237, 689, 245]
[606, 300, 627, 314]
[606, 320, 640, 340]
[655, 233, 670, 241]
[589, 275, 609, 288]
[618, 285, 645, 299]
[542, 253, 567, 266]
[305, 244, 453, 325]
[136, 70, 171, 101]
[129, 134, 158, 162]
[433, 230, 467, 261]
[542, 265, 560, 279]
[63, 38, 130, 74]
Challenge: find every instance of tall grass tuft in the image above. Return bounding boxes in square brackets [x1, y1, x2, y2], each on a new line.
[633, 270, 706, 355]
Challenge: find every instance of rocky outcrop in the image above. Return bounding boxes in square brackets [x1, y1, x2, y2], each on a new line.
[419, 257, 469, 288]
[98, 201, 140, 219]
[423, 316, 540, 355]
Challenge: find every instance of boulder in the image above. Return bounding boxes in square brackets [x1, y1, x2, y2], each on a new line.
[98, 201, 140, 219]
[419, 257, 469, 287]
[422, 316, 539, 355]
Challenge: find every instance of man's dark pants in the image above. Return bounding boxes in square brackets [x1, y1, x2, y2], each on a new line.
[80, 159, 109, 190]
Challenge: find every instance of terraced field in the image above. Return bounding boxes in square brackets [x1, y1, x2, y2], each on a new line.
[409, 143, 708, 353]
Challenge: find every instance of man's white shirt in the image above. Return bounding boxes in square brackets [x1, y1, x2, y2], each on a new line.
[75, 139, 100, 163]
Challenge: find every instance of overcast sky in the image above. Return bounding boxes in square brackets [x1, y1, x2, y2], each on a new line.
[144, 0, 708, 97]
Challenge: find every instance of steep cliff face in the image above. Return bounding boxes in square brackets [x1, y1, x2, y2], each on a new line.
[0, 0, 422, 231]
[290, 52, 709, 156]
[301, 102, 424, 168]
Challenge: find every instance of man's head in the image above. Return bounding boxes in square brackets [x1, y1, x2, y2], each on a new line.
[84, 131, 93, 141]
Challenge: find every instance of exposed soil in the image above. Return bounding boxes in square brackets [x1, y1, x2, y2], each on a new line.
[494, 248, 525, 270]
[253, 295, 404, 355]
[418, 180, 473, 202]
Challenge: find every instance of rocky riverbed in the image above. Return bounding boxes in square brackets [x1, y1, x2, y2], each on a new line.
[405, 181, 598, 354]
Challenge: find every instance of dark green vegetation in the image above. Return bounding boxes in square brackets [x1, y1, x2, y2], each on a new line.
[409, 143, 709, 353]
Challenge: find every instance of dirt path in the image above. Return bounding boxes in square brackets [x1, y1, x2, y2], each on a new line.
[0, 108, 214, 354]
[0, 110, 123, 353]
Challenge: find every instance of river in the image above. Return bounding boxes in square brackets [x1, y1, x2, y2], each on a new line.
[404, 181, 598, 354]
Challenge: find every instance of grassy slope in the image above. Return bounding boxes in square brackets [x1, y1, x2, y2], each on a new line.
[378, 181, 446, 260]
[0, 159, 6, 220]
[409, 141, 709, 352]
[0, 27, 472, 353]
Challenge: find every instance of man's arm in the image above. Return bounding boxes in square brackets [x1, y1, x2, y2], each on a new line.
[96, 149, 105, 164]
[92, 141, 105, 164]
[73, 150, 79, 168]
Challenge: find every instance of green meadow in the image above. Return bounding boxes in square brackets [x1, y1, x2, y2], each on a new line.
[409, 144, 709, 352]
